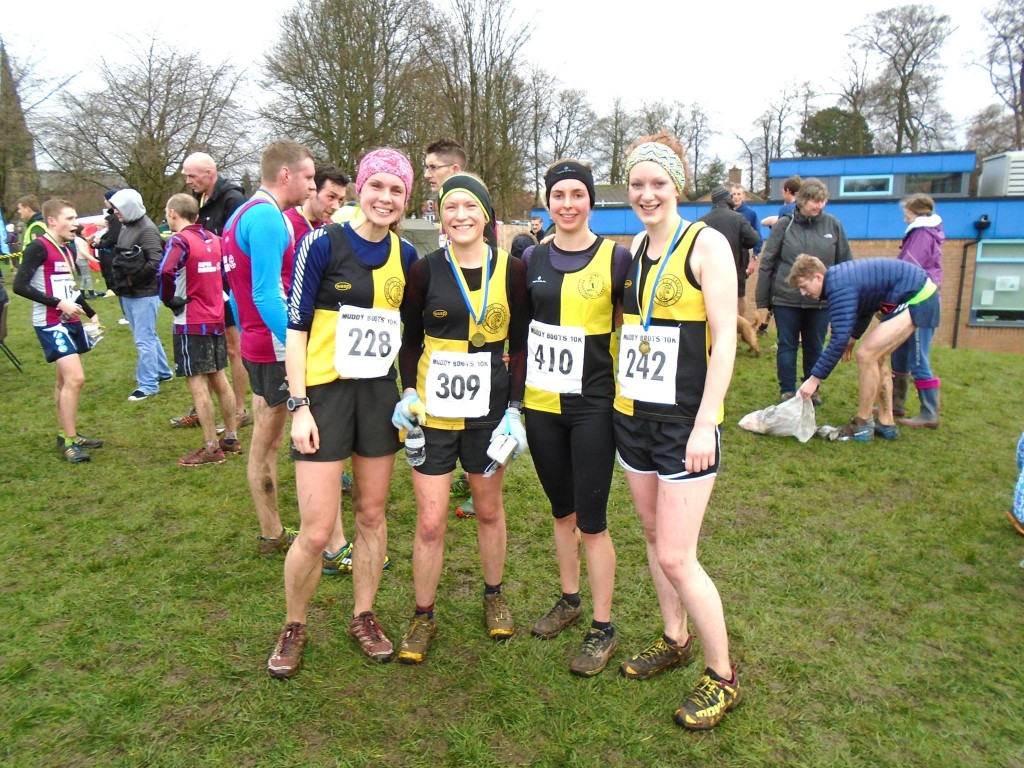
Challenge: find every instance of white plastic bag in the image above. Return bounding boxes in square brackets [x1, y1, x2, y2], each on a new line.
[738, 395, 816, 443]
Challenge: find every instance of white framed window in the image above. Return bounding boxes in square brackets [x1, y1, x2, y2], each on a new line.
[840, 175, 893, 197]
[970, 240, 1024, 326]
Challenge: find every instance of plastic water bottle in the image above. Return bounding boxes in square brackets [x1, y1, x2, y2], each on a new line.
[405, 424, 426, 467]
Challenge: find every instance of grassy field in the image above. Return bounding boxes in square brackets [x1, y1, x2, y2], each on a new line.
[1, 287, 1022, 768]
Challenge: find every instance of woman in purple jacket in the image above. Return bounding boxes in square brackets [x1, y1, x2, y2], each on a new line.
[890, 194, 944, 428]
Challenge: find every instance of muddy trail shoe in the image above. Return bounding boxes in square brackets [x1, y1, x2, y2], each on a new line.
[348, 611, 394, 663]
[484, 593, 515, 640]
[267, 622, 308, 679]
[531, 597, 583, 639]
[258, 527, 298, 556]
[570, 626, 619, 677]
[674, 667, 741, 730]
[620, 635, 694, 680]
[398, 614, 437, 664]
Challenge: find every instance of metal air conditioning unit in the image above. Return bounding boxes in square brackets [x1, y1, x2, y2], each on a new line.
[979, 151, 1024, 196]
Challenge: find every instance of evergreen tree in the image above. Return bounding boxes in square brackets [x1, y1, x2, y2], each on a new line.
[796, 107, 874, 157]
[0, 41, 39, 216]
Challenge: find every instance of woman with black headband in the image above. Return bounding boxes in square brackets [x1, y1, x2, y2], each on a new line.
[392, 173, 529, 664]
[614, 133, 740, 731]
[520, 159, 632, 677]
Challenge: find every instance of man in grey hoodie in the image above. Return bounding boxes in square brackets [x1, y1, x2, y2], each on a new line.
[109, 188, 174, 401]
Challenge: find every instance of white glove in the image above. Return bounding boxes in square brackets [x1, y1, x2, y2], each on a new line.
[491, 407, 528, 459]
[391, 390, 426, 430]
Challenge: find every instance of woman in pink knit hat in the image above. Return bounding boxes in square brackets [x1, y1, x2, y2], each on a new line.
[267, 148, 419, 678]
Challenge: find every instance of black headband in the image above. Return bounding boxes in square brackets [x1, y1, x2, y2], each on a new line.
[545, 161, 596, 209]
[440, 173, 492, 223]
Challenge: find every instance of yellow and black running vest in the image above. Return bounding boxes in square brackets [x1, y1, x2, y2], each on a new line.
[304, 226, 406, 386]
[524, 238, 618, 415]
[416, 247, 512, 430]
[614, 221, 723, 424]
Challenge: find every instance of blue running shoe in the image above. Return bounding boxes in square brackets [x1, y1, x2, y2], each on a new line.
[874, 423, 899, 440]
[837, 417, 874, 442]
[322, 542, 391, 574]
[322, 541, 353, 574]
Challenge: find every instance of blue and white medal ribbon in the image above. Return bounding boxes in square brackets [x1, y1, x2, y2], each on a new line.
[447, 244, 491, 347]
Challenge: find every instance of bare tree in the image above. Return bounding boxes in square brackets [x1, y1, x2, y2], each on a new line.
[849, 5, 953, 152]
[547, 88, 596, 161]
[525, 66, 556, 205]
[591, 98, 634, 184]
[636, 101, 672, 135]
[982, 0, 1024, 150]
[903, 73, 955, 150]
[966, 103, 1017, 158]
[752, 109, 774, 195]
[424, 0, 533, 217]
[39, 38, 250, 217]
[736, 86, 804, 197]
[797, 82, 817, 124]
[735, 134, 760, 196]
[667, 101, 689, 140]
[766, 84, 802, 161]
[679, 104, 717, 189]
[263, 0, 430, 174]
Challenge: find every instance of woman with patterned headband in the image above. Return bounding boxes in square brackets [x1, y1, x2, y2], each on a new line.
[392, 172, 530, 663]
[268, 148, 420, 678]
[520, 159, 633, 677]
[614, 132, 741, 731]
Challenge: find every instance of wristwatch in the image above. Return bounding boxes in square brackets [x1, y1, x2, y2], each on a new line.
[286, 396, 310, 412]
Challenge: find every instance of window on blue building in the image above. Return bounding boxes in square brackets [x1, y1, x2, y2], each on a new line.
[905, 172, 962, 195]
[971, 241, 1024, 326]
[840, 175, 893, 196]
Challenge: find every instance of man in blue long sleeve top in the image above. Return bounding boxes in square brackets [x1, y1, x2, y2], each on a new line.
[788, 255, 938, 442]
[223, 140, 316, 554]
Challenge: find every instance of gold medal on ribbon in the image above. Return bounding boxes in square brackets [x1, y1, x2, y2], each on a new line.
[471, 332, 486, 348]
[638, 338, 651, 357]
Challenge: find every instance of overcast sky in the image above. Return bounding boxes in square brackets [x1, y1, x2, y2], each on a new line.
[3, 0, 996, 172]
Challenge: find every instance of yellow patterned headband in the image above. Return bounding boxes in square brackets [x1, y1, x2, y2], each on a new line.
[626, 142, 686, 196]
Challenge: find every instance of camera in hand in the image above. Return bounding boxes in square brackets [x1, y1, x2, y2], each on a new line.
[486, 433, 517, 467]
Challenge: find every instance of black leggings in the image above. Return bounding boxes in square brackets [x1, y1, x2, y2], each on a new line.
[525, 407, 615, 534]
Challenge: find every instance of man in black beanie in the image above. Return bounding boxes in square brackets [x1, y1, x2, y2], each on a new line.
[699, 186, 762, 353]
[90, 189, 122, 296]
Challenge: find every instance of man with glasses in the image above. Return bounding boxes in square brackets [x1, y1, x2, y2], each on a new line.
[422, 139, 464, 195]
[424, 138, 496, 249]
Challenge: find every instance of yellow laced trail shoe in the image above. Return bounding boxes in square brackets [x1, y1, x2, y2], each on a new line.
[484, 593, 515, 640]
[531, 597, 583, 639]
[569, 626, 619, 677]
[619, 635, 694, 680]
[675, 666, 741, 730]
[258, 527, 298, 556]
[398, 614, 436, 664]
[321, 541, 354, 575]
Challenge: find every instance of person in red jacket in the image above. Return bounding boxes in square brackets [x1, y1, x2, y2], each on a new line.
[159, 194, 241, 466]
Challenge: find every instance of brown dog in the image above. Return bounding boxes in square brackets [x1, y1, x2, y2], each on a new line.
[738, 316, 761, 356]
